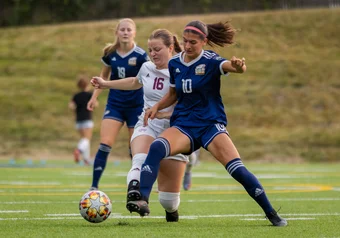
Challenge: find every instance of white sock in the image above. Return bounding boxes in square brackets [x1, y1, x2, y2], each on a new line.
[126, 153, 147, 185]
[78, 138, 90, 161]
[159, 191, 180, 213]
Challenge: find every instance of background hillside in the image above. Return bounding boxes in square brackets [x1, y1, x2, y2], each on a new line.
[0, 8, 339, 161]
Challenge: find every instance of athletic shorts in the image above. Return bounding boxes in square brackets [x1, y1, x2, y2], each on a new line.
[173, 123, 229, 155]
[102, 104, 143, 128]
[131, 116, 188, 163]
[75, 120, 94, 129]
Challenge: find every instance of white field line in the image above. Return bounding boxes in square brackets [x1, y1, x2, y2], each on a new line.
[0, 210, 29, 213]
[1, 213, 339, 221]
[2, 197, 340, 204]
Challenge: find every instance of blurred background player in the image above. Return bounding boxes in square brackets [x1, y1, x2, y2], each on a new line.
[87, 18, 149, 190]
[69, 75, 97, 165]
[183, 149, 200, 190]
[91, 28, 188, 222]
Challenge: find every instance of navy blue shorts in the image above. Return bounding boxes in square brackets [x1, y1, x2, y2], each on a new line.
[173, 123, 229, 155]
[102, 104, 143, 128]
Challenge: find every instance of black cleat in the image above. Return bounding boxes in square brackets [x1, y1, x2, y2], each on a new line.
[126, 200, 150, 217]
[127, 180, 141, 202]
[127, 189, 141, 202]
[266, 210, 288, 227]
[165, 210, 179, 222]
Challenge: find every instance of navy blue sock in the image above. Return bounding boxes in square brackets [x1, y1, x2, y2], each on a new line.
[91, 143, 111, 188]
[226, 158, 274, 215]
[140, 138, 170, 202]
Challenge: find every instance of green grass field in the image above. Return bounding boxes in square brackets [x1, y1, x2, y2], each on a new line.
[1, 160, 339, 237]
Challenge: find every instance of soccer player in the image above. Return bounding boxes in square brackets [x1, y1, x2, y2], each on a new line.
[69, 75, 96, 165]
[127, 20, 288, 227]
[87, 18, 149, 190]
[91, 28, 188, 222]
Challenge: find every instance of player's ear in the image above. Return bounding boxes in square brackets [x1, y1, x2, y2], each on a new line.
[202, 38, 208, 46]
[169, 44, 174, 54]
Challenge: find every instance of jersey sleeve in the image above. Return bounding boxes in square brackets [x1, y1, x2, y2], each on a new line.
[136, 63, 147, 85]
[101, 54, 111, 67]
[212, 54, 229, 76]
[168, 60, 176, 87]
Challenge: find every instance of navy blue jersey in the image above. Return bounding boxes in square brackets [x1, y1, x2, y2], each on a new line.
[102, 44, 148, 108]
[72, 91, 93, 122]
[169, 50, 229, 127]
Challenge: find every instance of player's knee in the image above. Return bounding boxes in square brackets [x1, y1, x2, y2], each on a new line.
[158, 191, 180, 213]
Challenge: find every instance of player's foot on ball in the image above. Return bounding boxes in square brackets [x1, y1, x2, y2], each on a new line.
[183, 172, 192, 191]
[266, 210, 288, 227]
[88, 186, 98, 191]
[165, 210, 179, 222]
[73, 149, 80, 163]
[126, 200, 150, 217]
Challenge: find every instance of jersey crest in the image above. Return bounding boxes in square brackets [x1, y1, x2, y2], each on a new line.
[128, 57, 137, 66]
[195, 64, 206, 75]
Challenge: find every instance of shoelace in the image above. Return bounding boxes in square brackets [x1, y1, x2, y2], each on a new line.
[265, 206, 282, 220]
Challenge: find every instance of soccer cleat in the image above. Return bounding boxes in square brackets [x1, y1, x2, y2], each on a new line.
[126, 180, 141, 202]
[127, 189, 141, 202]
[266, 210, 288, 227]
[126, 200, 150, 217]
[73, 149, 80, 163]
[165, 210, 179, 222]
[183, 172, 192, 191]
[88, 186, 98, 191]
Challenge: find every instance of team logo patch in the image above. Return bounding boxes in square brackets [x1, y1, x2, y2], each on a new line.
[128, 57, 137, 66]
[195, 64, 206, 75]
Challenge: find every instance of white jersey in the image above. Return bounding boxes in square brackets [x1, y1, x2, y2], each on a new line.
[135, 61, 174, 132]
[137, 61, 174, 113]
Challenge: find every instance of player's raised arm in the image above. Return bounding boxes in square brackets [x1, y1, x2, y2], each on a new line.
[91, 76, 142, 90]
[222, 56, 246, 73]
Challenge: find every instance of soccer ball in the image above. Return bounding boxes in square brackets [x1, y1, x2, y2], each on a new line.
[79, 190, 112, 223]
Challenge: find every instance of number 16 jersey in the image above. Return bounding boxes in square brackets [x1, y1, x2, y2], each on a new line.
[136, 61, 174, 131]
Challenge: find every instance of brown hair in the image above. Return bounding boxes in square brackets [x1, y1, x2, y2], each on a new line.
[184, 20, 235, 47]
[149, 29, 182, 53]
[103, 18, 136, 56]
[77, 75, 89, 90]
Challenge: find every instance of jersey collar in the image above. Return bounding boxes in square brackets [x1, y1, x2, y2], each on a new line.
[116, 43, 136, 58]
[180, 50, 204, 67]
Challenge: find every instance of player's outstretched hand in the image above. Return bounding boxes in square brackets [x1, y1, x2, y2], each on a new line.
[91, 76, 107, 89]
[230, 56, 245, 71]
[144, 106, 158, 126]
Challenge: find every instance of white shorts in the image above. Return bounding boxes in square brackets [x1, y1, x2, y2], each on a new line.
[131, 116, 188, 163]
[75, 120, 94, 129]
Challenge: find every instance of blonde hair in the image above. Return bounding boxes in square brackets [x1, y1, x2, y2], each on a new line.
[103, 18, 136, 56]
